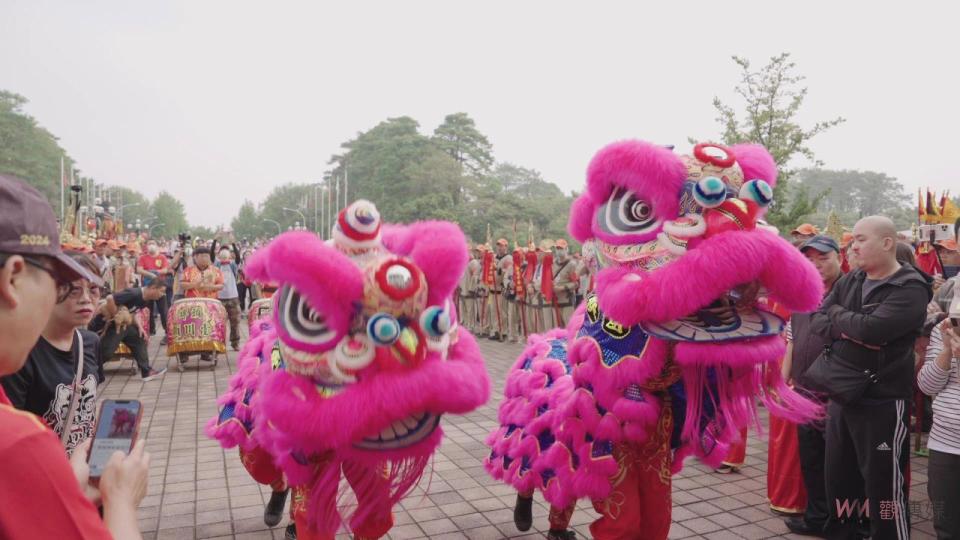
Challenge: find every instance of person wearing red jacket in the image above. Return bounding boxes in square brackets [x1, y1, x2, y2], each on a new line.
[0, 174, 150, 539]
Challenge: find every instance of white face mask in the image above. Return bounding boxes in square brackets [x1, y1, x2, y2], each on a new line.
[147, 244, 158, 255]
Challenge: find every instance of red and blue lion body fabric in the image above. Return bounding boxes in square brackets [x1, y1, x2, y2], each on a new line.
[486, 140, 824, 539]
[207, 201, 490, 540]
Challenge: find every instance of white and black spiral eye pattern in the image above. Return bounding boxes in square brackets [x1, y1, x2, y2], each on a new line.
[278, 284, 336, 345]
[598, 188, 659, 236]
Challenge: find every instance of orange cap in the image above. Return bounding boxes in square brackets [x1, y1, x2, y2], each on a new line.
[791, 223, 819, 235]
[936, 238, 958, 251]
[841, 232, 854, 248]
[496, 238, 508, 246]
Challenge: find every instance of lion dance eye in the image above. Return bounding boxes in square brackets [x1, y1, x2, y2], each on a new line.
[419, 306, 451, 338]
[694, 177, 728, 208]
[277, 285, 336, 346]
[739, 179, 773, 207]
[367, 313, 401, 345]
[598, 188, 660, 236]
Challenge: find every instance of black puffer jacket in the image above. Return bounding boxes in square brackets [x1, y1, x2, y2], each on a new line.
[809, 264, 933, 401]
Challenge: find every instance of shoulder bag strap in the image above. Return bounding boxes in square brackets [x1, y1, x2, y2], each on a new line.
[60, 330, 85, 447]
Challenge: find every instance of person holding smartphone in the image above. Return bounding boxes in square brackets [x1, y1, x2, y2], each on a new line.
[0, 174, 150, 539]
[918, 318, 960, 538]
[1, 251, 103, 455]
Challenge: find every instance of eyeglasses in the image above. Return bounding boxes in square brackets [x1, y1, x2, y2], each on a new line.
[21, 257, 73, 302]
[60, 283, 103, 302]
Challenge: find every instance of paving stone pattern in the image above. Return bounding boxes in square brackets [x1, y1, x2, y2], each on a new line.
[100, 329, 936, 539]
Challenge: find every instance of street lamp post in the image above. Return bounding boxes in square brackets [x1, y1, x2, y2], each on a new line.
[282, 207, 307, 229]
[263, 219, 281, 236]
[119, 202, 140, 221]
[150, 223, 166, 237]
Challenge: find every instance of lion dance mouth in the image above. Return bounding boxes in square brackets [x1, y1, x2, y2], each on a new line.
[354, 412, 442, 450]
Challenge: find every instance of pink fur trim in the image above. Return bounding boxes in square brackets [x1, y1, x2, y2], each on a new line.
[595, 229, 823, 326]
[391, 221, 469, 305]
[730, 143, 778, 187]
[580, 140, 687, 245]
[673, 336, 786, 369]
[244, 232, 364, 353]
[568, 195, 595, 243]
[256, 327, 488, 460]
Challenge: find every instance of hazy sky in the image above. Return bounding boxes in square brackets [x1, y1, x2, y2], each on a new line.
[2, 1, 957, 227]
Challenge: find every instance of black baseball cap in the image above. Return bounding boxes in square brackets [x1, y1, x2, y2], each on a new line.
[0, 174, 103, 285]
[800, 235, 840, 254]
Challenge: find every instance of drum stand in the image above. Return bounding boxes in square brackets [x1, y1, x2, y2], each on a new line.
[174, 351, 221, 371]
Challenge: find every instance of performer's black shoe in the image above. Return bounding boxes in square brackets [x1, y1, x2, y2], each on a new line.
[547, 529, 577, 540]
[284, 523, 297, 540]
[513, 494, 533, 532]
[785, 517, 826, 537]
[264, 489, 289, 527]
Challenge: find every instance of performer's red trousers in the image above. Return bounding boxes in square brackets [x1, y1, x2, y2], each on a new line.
[240, 447, 393, 539]
[590, 443, 673, 540]
[722, 428, 748, 468]
[292, 460, 394, 540]
[240, 446, 287, 492]
[767, 414, 807, 514]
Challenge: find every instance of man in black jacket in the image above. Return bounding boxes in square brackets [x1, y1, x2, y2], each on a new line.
[810, 216, 932, 540]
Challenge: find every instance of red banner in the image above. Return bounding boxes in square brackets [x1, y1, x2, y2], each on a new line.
[540, 253, 554, 303]
[512, 250, 524, 300]
[481, 251, 495, 287]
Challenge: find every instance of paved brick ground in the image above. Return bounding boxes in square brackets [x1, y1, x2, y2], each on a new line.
[100, 327, 937, 539]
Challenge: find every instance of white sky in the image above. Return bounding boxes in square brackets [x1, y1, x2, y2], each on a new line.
[2, 1, 958, 227]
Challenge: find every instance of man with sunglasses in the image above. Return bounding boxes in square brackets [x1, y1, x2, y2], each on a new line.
[2, 252, 104, 455]
[0, 174, 151, 539]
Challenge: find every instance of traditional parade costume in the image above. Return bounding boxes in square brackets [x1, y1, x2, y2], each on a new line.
[208, 200, 490, 540]
[485, 140, 825, 540]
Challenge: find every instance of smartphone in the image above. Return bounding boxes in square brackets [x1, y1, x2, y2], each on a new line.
[920, 223, 955, 242]
[88, 399, 143, 480]
[949, 294, 960, 328]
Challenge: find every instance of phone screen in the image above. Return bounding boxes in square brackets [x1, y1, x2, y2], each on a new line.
[89, 399, 142, 477]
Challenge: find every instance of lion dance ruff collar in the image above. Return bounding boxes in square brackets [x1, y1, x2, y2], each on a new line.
[485, 140, 824, 533]
[207, 200, 490, 538]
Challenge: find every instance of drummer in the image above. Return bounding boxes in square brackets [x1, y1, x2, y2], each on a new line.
[180, 247, 224, 300]
[91, 281, 168, 382]
[179, 247, 224, 363]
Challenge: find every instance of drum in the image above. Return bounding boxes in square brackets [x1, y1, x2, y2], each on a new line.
[114, 308, 151, 358]
[166, 298, 227, 356]
[247, 298, 273, 329]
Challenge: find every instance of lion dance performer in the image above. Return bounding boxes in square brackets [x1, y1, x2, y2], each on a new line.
[207, 200, 491, 540]
[485, 140, 826, 540]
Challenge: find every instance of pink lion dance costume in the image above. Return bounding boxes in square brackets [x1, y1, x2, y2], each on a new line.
[208, 200, 490, 540]
[486, 141, 825, 540]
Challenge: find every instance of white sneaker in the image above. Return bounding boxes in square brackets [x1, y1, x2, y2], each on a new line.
[141, 368, 168, 382]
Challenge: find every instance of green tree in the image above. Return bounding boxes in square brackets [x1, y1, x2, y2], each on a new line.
[708, 53, 845, 231]
[792, 168, 911, 229]
[259, 183, 314, 232]
[329, 117, 462, 222]
[0, 90, 73, 207]
[151, 191, 189, 238]
[432, 113, 494, 204]
[230, 200, 264, 239]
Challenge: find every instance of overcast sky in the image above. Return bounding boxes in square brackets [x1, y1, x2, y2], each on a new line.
[2, 1, 957, 227]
